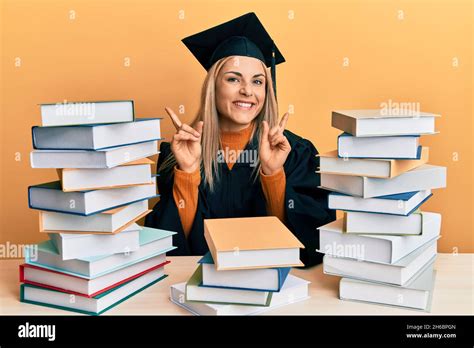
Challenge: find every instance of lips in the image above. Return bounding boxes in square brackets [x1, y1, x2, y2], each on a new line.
[233, 101, 255, 110]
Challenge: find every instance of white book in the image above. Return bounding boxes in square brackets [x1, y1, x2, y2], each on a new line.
[21, 253, 168, 296]
[29, 176, 157, 216]
[318, 148, 429, 179]
[328, 190, 432, 216]
[320, 164, 446, 198]
[25, 227, 176, 279]
[324, 238, 438, 285]
[33, 118, 161, 150]
[59, 158, 154, 192]
[339, 262, 436, 311]
[344, 211, 430, 235]
[338, 133, 421, 159]
[48, 223, 141, 260]
[40, 200, 150, 234]
[21, 267, 167, 315]
[40, 100, 134, 127]
[318, 213, 441, 264]
[332, 109, 440, 137]
[30, 140, 158, 169]
[171, 275, 310, 315]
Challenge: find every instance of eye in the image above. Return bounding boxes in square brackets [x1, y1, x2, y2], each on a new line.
[227, 77, 239, 83]
[253, 79, 263, 85]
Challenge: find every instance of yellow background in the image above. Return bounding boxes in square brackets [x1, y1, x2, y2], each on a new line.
[1, 0, 472, 254]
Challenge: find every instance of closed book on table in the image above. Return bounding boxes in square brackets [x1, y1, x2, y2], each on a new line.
[32, 118, 161, 150]
[320, 164, 446, 198]
[40, 100, 134, 127]
[204, 216, 304, 271]
[324, 237, 438, 286]
[331, 109, 440, 137]
[343, 210, 432, 235]
[198, 252, 290, 292]
[339, 261, 437, 311]
[57, 158, 154, 192]
[328, 190, 432, 216]
[20, 267, 167, 315]
[39, 200, 151, 234]
[30, 140, 158, 169]
[25, 227, 176, 279]
[337, 133, 422, 159]
[49, 223, 141, 260]
[29, 177, 157, 216]
[20, 255, 169, 297]
[318, 147, 429, 179]
[172, 274, 310, 315]
[318, 214, 441, 264]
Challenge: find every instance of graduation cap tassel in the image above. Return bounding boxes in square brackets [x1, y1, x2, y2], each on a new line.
[271, 41, 277, 100]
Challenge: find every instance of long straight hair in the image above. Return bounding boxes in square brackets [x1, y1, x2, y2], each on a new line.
[160, 55, 279, 191]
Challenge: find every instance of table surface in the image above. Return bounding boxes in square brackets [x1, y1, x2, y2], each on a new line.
[2, 254, 473, 315]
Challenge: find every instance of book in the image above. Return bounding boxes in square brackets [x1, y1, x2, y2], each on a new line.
[344, 210, 430, 235]
[185, 265, 273, 306]
[204, 216, 304, 271]
[320, 164, 446, 198]
[39, 200, 151, 234]
[20, 267, 167, 315]
[324, 238, 438, 285]
[48, 223, 141, 260]
[318, 213, 441, 264]
[328, 190, 432, 216]
[25, 227, 176, 279]
[337, 133, 422, 159]
[331, 109, 440, 137]
[28, 177, 157, 216]
[40, 100, 134, 127]
[30, 140, 158, 169]
[171, 274, 310, 315]
[57, 158, 154, 192]
[318, 148, 429, 179]
[20, 255, 169, 297]
[198, 252, 290, 292]
[339, 261, 436, 311]
[32, 118, 161, 150]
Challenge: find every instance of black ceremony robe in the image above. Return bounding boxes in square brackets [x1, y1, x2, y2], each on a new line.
[145, 129, 336, 268]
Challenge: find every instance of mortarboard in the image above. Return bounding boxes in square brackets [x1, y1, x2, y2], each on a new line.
[181, 12, 285, 97]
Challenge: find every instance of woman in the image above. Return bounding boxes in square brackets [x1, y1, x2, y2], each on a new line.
[145, 13, 335, 267]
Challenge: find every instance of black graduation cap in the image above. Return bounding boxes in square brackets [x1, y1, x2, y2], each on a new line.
[181, 12, 285, 97]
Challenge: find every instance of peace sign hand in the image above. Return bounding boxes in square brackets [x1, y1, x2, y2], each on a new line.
[166, 107, 203, 173]
[259, 112, 291, 176]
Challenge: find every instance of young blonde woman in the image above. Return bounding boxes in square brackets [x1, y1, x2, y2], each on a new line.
[145, 13, 335, 267]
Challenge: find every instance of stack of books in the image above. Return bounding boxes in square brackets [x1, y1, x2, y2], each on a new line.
[20, 100, 176, 315]
[170, 216, 311, 315]
[317, 109, 447, 311]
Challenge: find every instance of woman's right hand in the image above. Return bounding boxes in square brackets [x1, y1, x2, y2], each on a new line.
[165, 107, 203, 173]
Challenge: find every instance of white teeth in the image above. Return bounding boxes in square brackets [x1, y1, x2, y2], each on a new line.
[234, 102, 253, 108]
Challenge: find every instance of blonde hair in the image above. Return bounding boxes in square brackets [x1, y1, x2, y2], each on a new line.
[160, 55, 279, 191]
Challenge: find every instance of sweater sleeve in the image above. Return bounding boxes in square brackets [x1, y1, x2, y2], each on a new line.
[260, 168, 286, 223]
[172, 165, 201, 238]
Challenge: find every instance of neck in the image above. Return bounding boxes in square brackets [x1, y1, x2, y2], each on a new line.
[219, 118, 253, 133]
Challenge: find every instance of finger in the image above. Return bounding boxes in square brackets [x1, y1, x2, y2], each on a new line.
[261, 120, 269, 140]
[165, 107, 182, 130]
[178, 129, 199, 140]
[279, 112, 290, 129]
[194, 121, 204, 135]
[174, 133, 200, 142]
[180, 123, 201, 138]
[269, 125, 281, 138]
[271, 134, 286, 147]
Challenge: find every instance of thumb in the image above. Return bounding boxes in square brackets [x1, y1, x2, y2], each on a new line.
[194, 121, 204, 136]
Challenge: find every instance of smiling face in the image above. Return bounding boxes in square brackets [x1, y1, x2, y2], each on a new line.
[215, 56, 267, 132]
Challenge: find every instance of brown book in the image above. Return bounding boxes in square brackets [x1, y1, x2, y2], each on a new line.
[204, 216, 304, 271]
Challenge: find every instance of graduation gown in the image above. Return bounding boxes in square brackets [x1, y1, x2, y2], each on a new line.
[145, 129, 336, 268]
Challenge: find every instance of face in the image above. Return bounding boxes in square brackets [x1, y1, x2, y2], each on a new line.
[215, 56, 266, 131]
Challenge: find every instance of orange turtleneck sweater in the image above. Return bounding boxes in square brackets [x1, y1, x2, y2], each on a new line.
[172, 123, 286, 238]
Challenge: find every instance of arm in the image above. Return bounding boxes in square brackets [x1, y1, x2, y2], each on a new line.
[260, 168, 286, 223]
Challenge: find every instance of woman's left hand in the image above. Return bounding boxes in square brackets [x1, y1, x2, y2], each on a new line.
[259, 112, 291, 175]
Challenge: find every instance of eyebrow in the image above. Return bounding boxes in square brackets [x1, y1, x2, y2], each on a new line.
[224, 71, 265, 78]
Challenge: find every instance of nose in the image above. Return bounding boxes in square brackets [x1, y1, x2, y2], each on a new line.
[239, 82, 253, 97]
